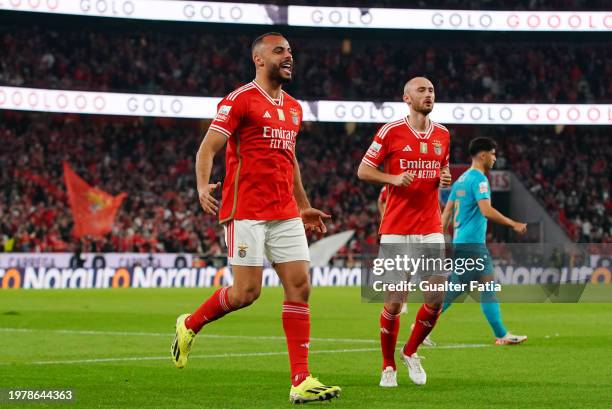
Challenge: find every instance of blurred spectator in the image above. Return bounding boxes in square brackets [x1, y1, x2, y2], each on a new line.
[0, 27, 609, 103]
[1, 112, 609, 254]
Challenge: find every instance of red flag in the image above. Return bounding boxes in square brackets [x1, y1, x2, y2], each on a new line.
[15, 169, 66, 201]
[63, 162, 126, 238]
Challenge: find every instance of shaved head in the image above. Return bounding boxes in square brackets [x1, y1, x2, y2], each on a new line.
[251, 32, 286, 56]
[403, 77, 433, 96]
[403, 76, 435, 115]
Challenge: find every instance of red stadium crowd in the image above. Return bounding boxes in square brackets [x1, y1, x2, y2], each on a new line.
[1, 27, 609, 103]
[0, 112, 609, 254]
[505, 126, 610, 242]
[1, 113, 221, 254]
[0, 6, 608, 253]
[0, 113, 392, 254]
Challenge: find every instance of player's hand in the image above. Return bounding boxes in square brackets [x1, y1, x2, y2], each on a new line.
[440, 169, 452, 188]
[198, 182, 221, 215]
[391, 171, 414, 187]
[512, 222, 527, 235]
[300, 207, 331, 234]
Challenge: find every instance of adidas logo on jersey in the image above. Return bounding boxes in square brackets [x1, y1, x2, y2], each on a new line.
[263, 111, 272, 119]
[403, 145, 413, 152]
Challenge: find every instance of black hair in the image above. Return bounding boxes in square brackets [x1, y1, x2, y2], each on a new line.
[251, 32, 285, 54]
[468, 137, 497, 157]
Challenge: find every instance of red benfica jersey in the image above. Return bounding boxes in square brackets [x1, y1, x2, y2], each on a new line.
[378, 185, 388, 204]
[209, 81, 302, 223]
[362, 117, 450, 235]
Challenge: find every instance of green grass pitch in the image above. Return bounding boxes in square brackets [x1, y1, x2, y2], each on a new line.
[1, 287, 611, 408]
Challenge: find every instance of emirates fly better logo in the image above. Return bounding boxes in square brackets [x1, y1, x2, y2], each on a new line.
[262, 126, 297, 150]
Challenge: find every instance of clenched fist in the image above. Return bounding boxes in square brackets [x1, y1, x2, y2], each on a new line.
[391, 171, 415, 187]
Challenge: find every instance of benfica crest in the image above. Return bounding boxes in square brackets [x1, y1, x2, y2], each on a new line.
[86, 191, 112, 213]
[238, 244, 248, 258]
[290, 107, 299, 125]
[432, 141, 442, 156]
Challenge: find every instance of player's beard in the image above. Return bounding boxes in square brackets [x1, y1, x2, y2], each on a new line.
[417, 103, 433, 115]
[269, 64, 292, 84]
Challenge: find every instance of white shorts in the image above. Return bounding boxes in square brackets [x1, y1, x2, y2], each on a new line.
[380, 233, 445, 244]
[378, 233, 447, 280]
[224, 218, 310, 266]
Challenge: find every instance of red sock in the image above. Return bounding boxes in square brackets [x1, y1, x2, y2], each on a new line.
[402, 304, 441, 357]
[282, 301, 311, 386]
[380, 307, 400, 370]
[185, 287, 235, 333]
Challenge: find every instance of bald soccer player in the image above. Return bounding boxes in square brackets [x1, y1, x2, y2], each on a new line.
[358, 77, 452, 387]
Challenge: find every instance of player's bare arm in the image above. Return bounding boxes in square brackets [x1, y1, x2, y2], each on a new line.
[357, 162, 414, 187]
[441, 199, 454, 234]
[477, 199, 527, 234]
[293, 156, 331, 234]
[195, 129, 227, 214]
[440, 166, 452, 188]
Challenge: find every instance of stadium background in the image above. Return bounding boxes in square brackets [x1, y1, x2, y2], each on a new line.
[0, 2, 611, 408]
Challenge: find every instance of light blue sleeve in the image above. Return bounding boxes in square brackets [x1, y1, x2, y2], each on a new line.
[471, 173, 491, 202]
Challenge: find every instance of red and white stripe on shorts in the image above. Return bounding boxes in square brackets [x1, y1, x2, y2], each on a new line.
[226, 221, 234, 258]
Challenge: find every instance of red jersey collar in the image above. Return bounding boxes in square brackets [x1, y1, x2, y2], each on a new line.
[404, 116, 434, 140]
[251, 80, 284, 107]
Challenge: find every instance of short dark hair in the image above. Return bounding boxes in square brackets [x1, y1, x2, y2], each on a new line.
[251, 32, 285, 54]
[468, 137, 497, 157]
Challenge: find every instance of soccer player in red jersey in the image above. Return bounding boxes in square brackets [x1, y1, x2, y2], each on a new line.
[171, 33, 341, 403]
[358, 77, 452, 387]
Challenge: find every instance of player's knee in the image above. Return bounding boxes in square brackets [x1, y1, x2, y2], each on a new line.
[230, 287, 261, 308]
[296, 281, 310, 301]
[384, 302, 403, 315]
[285, 280, 310, 303]
[424, 291, 445, 307]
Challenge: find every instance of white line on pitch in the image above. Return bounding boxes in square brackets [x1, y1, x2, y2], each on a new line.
[0, 344, 491, 366]
[27, 348, 380, 365]
[0, 328, 491, 348]
[0, 327, 378, 344]
[19, 343, 489, 366]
